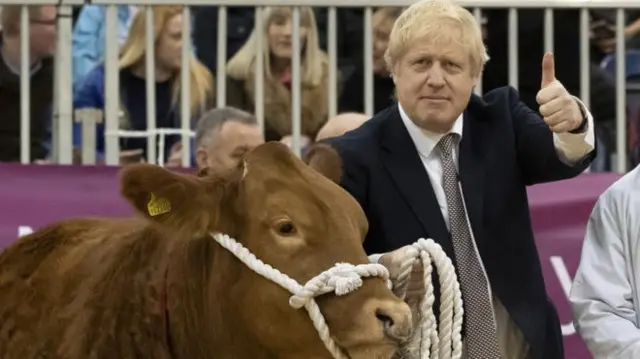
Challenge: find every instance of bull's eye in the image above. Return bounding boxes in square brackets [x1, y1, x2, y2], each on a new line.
[277, 222, 296, 235]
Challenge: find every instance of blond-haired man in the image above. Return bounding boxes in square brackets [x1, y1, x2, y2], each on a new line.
[320, 1, 596, 358]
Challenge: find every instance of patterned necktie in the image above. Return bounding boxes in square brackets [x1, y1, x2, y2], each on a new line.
[437, 133, 501, 358]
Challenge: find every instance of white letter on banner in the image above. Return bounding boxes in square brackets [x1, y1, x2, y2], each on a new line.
[550, 256, 576, 336]
[18, 226, 33, 237]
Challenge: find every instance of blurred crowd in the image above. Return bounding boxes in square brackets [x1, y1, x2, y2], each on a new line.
[1, 4, 640, 175]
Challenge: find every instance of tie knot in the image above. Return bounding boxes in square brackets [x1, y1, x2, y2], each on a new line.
[437, 133, 458, 158]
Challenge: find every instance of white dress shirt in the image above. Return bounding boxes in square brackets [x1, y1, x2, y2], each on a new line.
[393, 98, 595, 359]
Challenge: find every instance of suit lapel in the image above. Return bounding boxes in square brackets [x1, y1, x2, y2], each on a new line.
[380, 107, 455, 258]
[459, 102, 488, 253]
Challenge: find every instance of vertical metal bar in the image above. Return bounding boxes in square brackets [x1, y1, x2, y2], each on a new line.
[180, 6, 192, 167]
[327, 6, 337, 118]
[216, 6, 227, 107]
[473, 7, 483, 96]
[104, 5, 120, 165]
[254, 7, 264, 134]
[615, 8, 627, 173]
[158, 130, 166, 166]
[364, 7, 373, 117]
[579, 8, 592, 172]
[579, 8, 590, 108]
[544, 8, 554, 53]
[52, 21, 60, 163]
[145, 6, 157, 164]
[508, 8, 518, 89]
[291, 6, 302, 157]
[20, 6, 30, 164]
[55, 5, 73, 164]
[81, 111, 97, 164]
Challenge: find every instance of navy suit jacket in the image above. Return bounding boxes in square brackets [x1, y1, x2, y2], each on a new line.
[324, 86, 596, 359]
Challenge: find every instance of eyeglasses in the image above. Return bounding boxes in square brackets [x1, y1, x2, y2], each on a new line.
[30, 18, 57, 27]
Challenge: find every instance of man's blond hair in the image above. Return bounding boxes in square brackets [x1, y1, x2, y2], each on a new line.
[384, 0, 489, 76]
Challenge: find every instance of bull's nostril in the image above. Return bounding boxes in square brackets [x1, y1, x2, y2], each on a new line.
[376, 310, 395, 329]
[374, 304, 413, 342]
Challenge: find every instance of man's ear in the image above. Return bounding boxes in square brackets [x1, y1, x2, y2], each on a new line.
[119, 164, 218, 236]
[303, 143, 343, 184]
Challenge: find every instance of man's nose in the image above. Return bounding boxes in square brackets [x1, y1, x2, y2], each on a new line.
[426, 65, 446, 87]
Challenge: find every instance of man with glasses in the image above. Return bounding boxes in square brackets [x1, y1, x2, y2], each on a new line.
[0, 5, 56, 162]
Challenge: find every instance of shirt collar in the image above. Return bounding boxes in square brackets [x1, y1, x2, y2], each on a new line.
[0, 44, 42, 76]
[398, 102, 464, 158]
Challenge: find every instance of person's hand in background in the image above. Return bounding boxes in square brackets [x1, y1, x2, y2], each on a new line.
[165, 142, 182, 167]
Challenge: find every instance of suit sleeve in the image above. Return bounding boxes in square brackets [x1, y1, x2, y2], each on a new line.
[569, 192, 640, 359]
[551, 97, 596, 164]
[322, 138, 384, 262]
[508, 87, 595, 185]
[324, 137, 368, 209]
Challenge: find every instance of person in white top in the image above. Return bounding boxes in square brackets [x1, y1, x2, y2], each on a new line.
[569, 165, 640, 359]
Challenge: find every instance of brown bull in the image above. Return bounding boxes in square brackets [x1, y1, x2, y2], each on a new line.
[0, 142, 412, 359]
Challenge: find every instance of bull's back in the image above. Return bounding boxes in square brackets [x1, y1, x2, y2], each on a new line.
[0, 217, 171, 358]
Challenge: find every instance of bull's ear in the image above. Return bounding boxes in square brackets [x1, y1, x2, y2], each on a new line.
[119, 164, 215, 235]
[303, 143, 343, 184]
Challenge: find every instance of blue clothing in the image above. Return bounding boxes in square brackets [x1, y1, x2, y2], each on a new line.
[73, 64, 196, 164]
[72, 5, 135, 90]
[72, 5, 198, 91]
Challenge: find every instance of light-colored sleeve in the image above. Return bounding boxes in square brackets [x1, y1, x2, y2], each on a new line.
[368, 253, 382, 263]
[552, 96, 596, 165]
[569, 193, 640, 359]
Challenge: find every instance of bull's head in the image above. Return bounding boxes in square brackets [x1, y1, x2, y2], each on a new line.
[119, 141, 412, 359]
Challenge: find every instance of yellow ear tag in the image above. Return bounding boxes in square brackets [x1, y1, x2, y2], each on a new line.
[147, 192, 171, 216]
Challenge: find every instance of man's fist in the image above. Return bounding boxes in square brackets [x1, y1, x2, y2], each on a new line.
[378, 246, 425, 302]
[536, 52, 584, 133]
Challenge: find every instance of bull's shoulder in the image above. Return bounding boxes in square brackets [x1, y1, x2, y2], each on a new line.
[0, 217, 162, 291]
[0, 217, 109, 268]
[0, 216, 174, 358]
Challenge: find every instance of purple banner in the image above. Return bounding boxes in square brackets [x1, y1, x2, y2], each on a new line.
[0, 163, 622, 358]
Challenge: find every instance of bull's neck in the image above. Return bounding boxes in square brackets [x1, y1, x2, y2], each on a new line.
[166, 234, 275, 359]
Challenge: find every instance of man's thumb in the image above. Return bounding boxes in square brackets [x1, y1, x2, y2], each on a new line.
[541, 52, 556, 88]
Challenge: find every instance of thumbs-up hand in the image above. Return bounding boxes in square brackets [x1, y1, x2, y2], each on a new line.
[536, 52, 584, 133]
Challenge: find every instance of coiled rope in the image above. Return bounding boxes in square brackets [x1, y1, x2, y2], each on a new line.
[211, 233, 463, 359]
[392, 238, 464, 359]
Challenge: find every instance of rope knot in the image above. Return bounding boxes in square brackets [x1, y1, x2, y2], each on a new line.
[328, 263, 363, 296]
[211, 232, 463, 359]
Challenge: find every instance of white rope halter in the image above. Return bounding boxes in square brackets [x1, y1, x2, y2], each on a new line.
[210, 233, 463, 359]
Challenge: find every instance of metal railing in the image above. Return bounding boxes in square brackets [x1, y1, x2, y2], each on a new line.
[10, 0, 640, 173]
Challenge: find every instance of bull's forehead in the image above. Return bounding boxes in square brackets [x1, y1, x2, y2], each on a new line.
[242, 142, 367, 230]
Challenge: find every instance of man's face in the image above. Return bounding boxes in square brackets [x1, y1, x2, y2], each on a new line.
[30, 6, 57, 58]
[392, 30, 478, 133]
[196, 121, 264, 176]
